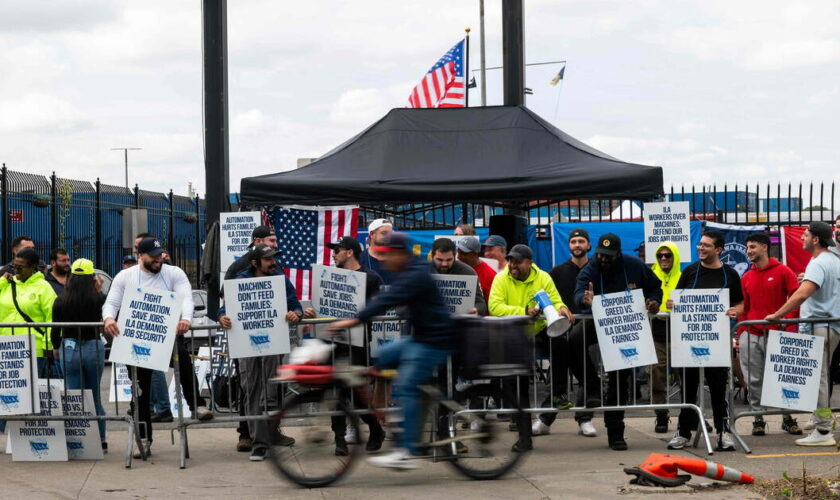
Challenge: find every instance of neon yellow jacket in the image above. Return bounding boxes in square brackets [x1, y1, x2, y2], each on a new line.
[488, 263, 566, 335]
[0, 272, 57, 356]
[651, 241, 681, 312]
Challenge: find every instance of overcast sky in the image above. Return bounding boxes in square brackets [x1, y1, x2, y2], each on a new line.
[1, 0, 838, 202]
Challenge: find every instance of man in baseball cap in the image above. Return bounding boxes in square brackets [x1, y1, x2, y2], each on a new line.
[456, 237, 496, 303]
[570, 232, 662, 451]
[482, 234, 508, 271]
[766, 220, 840, 447]
[361, 219, 397, 284]
[224, 225, 279, 281]
[537, 228, 596, 438]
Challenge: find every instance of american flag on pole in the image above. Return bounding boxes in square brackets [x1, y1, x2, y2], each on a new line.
[265, 205, 359, 300]
[407, 39, 465, 108]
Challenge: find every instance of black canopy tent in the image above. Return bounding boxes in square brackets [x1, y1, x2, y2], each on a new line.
[240, 106, 663, 208]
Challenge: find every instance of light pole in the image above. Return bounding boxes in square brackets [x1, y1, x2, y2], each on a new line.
[111, 147, 142, 191]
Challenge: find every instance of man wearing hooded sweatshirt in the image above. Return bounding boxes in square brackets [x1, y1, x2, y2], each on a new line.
[649, 241, 681, 434]
[571, 233, 662, 451]
[733, 233, 802, 436]
[488, 244, 574, 452]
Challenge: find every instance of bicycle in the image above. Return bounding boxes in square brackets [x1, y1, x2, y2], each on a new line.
[267, 316, 532, 487]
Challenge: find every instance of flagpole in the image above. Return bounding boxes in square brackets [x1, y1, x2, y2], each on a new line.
[479, 0, 487, 106]
[464, 28, 470, 108]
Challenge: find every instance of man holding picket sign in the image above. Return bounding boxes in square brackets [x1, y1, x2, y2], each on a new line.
[665, 231, 743, 452]
[218, 244, 315, 461]
[572, 233, 662, 451]
[765, 221, 840, 447]
[731, 232, 803, 436]
[103, 237, 199, 459]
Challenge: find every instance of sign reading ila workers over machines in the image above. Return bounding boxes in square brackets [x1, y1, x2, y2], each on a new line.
[760, 330, 824, 412]
[669, 289, 731, 367]
[643, 201, 691, 264]
[432, 274, 478, 315]
[223, 275, 290, 358]
[591, 289, 658, 372]
[108, 287, 183, 372]
[0, 334, 37, 416]
[311, 264, 366, 347]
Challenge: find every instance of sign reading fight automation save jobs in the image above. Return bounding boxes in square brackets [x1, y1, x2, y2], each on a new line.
[311, 264, 367, 347]
[108, 287, 183, 372]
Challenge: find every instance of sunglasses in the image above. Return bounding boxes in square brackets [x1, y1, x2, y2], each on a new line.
[656, 253, 673, 259]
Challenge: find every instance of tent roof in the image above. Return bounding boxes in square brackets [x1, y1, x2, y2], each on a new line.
[240, 106, 663, 206]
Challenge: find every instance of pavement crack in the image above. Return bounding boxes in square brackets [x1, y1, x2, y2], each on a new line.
[76, 463, 96, 499]
[514, 470, 551, 498]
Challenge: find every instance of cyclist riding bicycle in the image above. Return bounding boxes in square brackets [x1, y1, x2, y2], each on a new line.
[329, 231, 455, 470]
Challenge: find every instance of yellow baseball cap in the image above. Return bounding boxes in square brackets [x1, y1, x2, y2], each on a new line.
[71, 258, 94, 276]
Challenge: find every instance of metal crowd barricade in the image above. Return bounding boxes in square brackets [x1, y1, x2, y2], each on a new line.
[730, 317, 840, 454]
[0, 322, 143, 468]
[518, 312, 717, 455]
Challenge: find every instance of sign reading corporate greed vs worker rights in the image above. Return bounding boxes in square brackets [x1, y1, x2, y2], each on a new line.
[0, 334, 37, 416]
[311, 264, 366, 347]
[643, 202, 690, 264]
[109, 287, 183, 372]
[592, 289, 657, 371]
[223, 275, 290, 358]
[760, 330, 824, 412]
[669, 289, 731, 367]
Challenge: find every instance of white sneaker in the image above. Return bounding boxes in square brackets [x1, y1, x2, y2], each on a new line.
[803, 414, 817, 431]
[667, 434, 689, 450]
[532, 419, 551, 436]
[578, 421, 597, 437]
[195, 406, 214, 421]
[367, 448, 418, 470]
[796, 429, 837, 447]
[345, 426, 359, 444]
[718, 432, 735, 451]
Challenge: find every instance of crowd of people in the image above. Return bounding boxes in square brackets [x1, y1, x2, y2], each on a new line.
[1, 214, 838, 467]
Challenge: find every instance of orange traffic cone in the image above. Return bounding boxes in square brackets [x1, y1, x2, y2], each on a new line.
[674, 455, 754, 484]
[625, 453, 754, 487]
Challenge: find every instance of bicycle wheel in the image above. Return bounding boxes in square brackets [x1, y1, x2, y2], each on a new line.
[268, 388, 360, 488]
[445, 383, 526, 480]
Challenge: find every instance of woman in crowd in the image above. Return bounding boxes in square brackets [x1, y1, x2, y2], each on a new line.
[52, 258, 108, 452]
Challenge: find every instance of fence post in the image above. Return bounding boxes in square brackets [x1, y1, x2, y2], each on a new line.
[95, 178, 103, 267]
[168, 189, 176, 259]
[50, 171, 58, 250]
[194, 194, 201, 287]
[134, 183, 140, 209]
[1, 164, 8, 262]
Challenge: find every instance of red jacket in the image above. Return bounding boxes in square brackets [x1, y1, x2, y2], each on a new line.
[739, 258, 799, 335]
[472, 260, 497, 304]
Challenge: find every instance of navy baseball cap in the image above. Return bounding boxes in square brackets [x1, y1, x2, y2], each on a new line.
[506, 244, 533, 261]
[250, 243, 281, 260]
[596, 233, 622, 256]
[327, 236, 363, 257]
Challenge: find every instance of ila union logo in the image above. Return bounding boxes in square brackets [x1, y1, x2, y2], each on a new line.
[30, 441, 49, 457]
[619, 346, 639, 362]
[249, 333, 271, 352]
[0, 393, 21, 411]
[781, 386, 800, 404]
[131, 343, 152, 363]
[690, 344, 712, 362]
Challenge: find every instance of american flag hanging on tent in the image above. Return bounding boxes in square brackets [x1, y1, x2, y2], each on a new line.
[264, 205, 359, 300]
[407, 39, 465, 108]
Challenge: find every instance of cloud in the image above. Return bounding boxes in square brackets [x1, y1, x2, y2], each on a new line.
[0, 93, 90, 133]
[327, 84, 412, 125]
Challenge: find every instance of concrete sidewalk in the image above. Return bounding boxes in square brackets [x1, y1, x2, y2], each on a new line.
[6, 412, 834, 499]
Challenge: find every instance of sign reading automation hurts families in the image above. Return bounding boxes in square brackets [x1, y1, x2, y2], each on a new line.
[669, 289, 731, 367]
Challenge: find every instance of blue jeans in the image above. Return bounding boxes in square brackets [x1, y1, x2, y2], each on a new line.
[150, 370, 170, 414]
[60, 339, 107, 441]
[374, 338, 451, 454]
